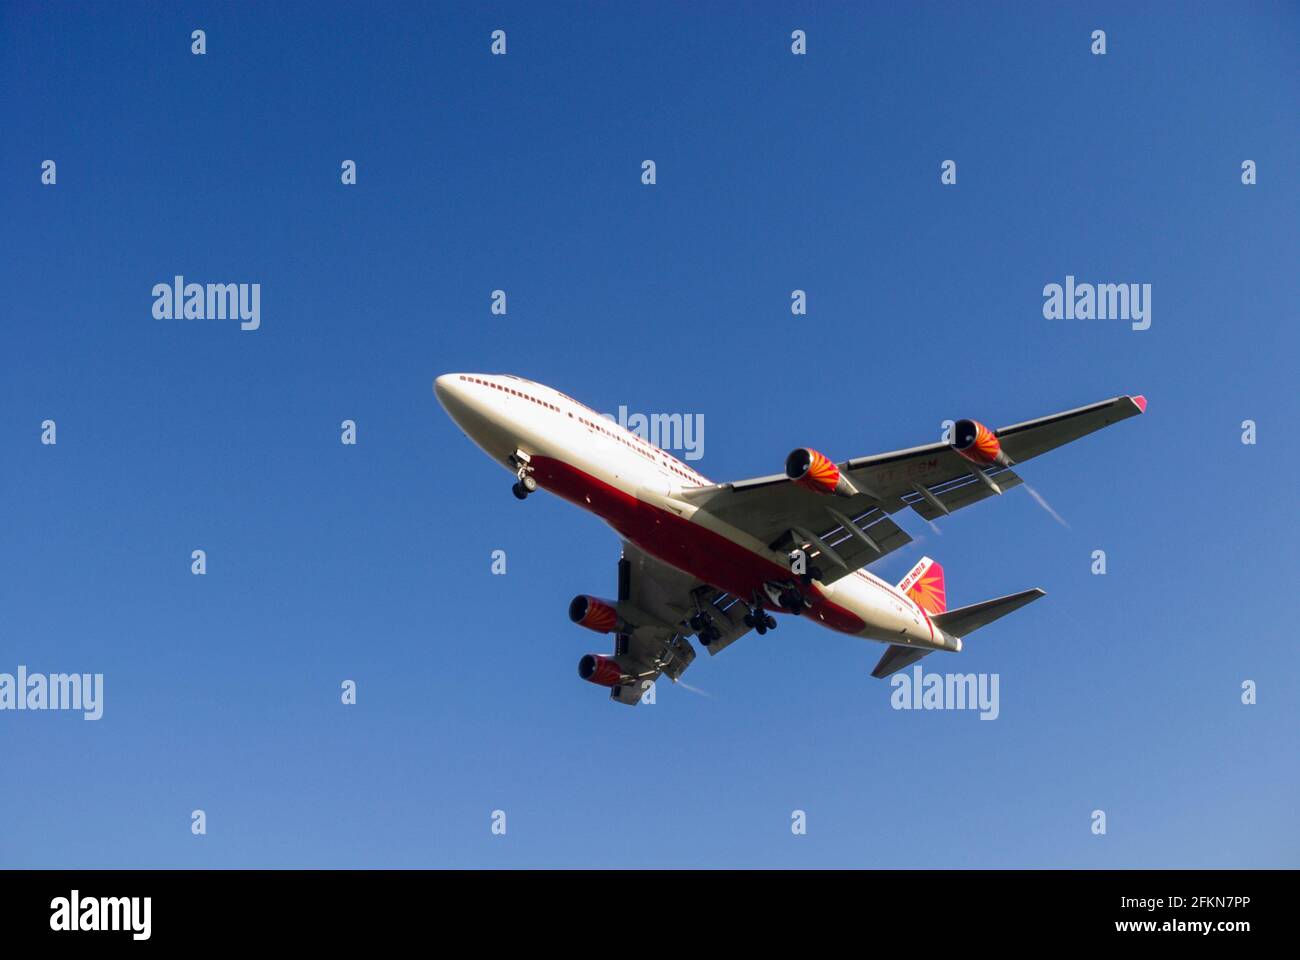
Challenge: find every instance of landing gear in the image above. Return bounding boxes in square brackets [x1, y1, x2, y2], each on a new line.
[763, 580, 807, 616]
[689, 612, 722, 647]
[798, 566, 823, 588]
[742, 595, 778, 636]
[509, 452, 537, 500]
[777, 589, 804, 615]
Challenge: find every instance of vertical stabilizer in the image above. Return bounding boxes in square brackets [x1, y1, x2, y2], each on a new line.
[897, 556, 946, 615]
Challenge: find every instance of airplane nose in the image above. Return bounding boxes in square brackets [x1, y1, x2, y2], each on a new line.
[435, 373, 510, 461]
[434, 373, 465, 411]
[435, 373, 493, 434]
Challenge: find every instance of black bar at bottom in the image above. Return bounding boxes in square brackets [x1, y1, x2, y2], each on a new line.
[0, 868, 1286, 946]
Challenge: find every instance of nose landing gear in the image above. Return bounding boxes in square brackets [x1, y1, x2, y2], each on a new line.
[509, 452, 537, 500]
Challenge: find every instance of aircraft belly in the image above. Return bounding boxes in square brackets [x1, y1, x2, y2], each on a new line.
[531, 455, 870, 632]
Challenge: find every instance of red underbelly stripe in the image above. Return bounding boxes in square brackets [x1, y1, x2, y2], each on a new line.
[530, 456, 868, 634]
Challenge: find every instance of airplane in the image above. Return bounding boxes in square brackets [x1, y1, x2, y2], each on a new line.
[435, 373, 1146, 705]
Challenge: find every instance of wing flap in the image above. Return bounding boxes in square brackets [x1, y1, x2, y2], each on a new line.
[696, 589, 753, 656]
[795, 505, 913, 585]
[903, 467, 1023, 522]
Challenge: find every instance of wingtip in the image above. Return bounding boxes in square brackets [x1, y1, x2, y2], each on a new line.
[1130, 394, 1147, 413]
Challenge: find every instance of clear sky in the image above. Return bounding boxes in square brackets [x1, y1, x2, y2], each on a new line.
[1, 2, 1296, 868]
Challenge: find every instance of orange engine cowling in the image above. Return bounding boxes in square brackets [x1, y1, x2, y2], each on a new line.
[568, 595, 625, 634]
[952, 419, 1011, 468]
[578, 654, 625, 687]
[785, 448, 857, 497]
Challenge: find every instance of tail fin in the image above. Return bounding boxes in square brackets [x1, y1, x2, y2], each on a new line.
[871, 587, 1046, 679]
[898, 556, 946, 615]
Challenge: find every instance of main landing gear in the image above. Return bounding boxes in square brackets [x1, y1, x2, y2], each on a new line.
[742, 594, 779, 636]
[764, 580, 807, 616]
[689, 612, 722, 648]
[509, 452, 537, 500]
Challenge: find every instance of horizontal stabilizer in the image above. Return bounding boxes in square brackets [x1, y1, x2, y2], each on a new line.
[931, 588, 1045, 638]
[871, 644, 932, 679]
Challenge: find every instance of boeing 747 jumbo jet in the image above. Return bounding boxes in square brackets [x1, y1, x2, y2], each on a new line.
[436, 374, 1146, 705]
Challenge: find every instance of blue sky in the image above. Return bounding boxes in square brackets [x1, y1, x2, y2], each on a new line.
[1, 2, 1296, 867]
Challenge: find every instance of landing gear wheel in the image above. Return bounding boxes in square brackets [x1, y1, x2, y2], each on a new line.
[778, 590, 803, 615]
[511, 454, 537, 497]
[745, 588, 774, 634]
[690, 612, 721, 647]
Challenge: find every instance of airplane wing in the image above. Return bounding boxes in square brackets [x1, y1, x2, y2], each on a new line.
[595, 541, 754, 705]
[620, 541, 753, 656]
[677, 395, 1146, 584]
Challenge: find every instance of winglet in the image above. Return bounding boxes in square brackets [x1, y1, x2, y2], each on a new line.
[1129, 395, 1147, 414]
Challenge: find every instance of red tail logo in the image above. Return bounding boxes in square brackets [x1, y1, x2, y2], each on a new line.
[898, 557, 946, 615]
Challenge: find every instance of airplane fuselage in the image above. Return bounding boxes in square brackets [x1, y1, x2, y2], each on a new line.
[435, 373, 954, 653]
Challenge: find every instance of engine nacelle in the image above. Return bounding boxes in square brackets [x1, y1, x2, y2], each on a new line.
[785, 448, 859, 497]
[578, 653, 626, 687]
[568, 595, 628, 634]
[951, 419, 1011, 468]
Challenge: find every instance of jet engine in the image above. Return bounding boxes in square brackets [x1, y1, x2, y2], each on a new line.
[951, 419, 1011, 468]
[568, 595, 628, 634]
[785, 448, 859, 497]
[577, 653, 626, 687]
